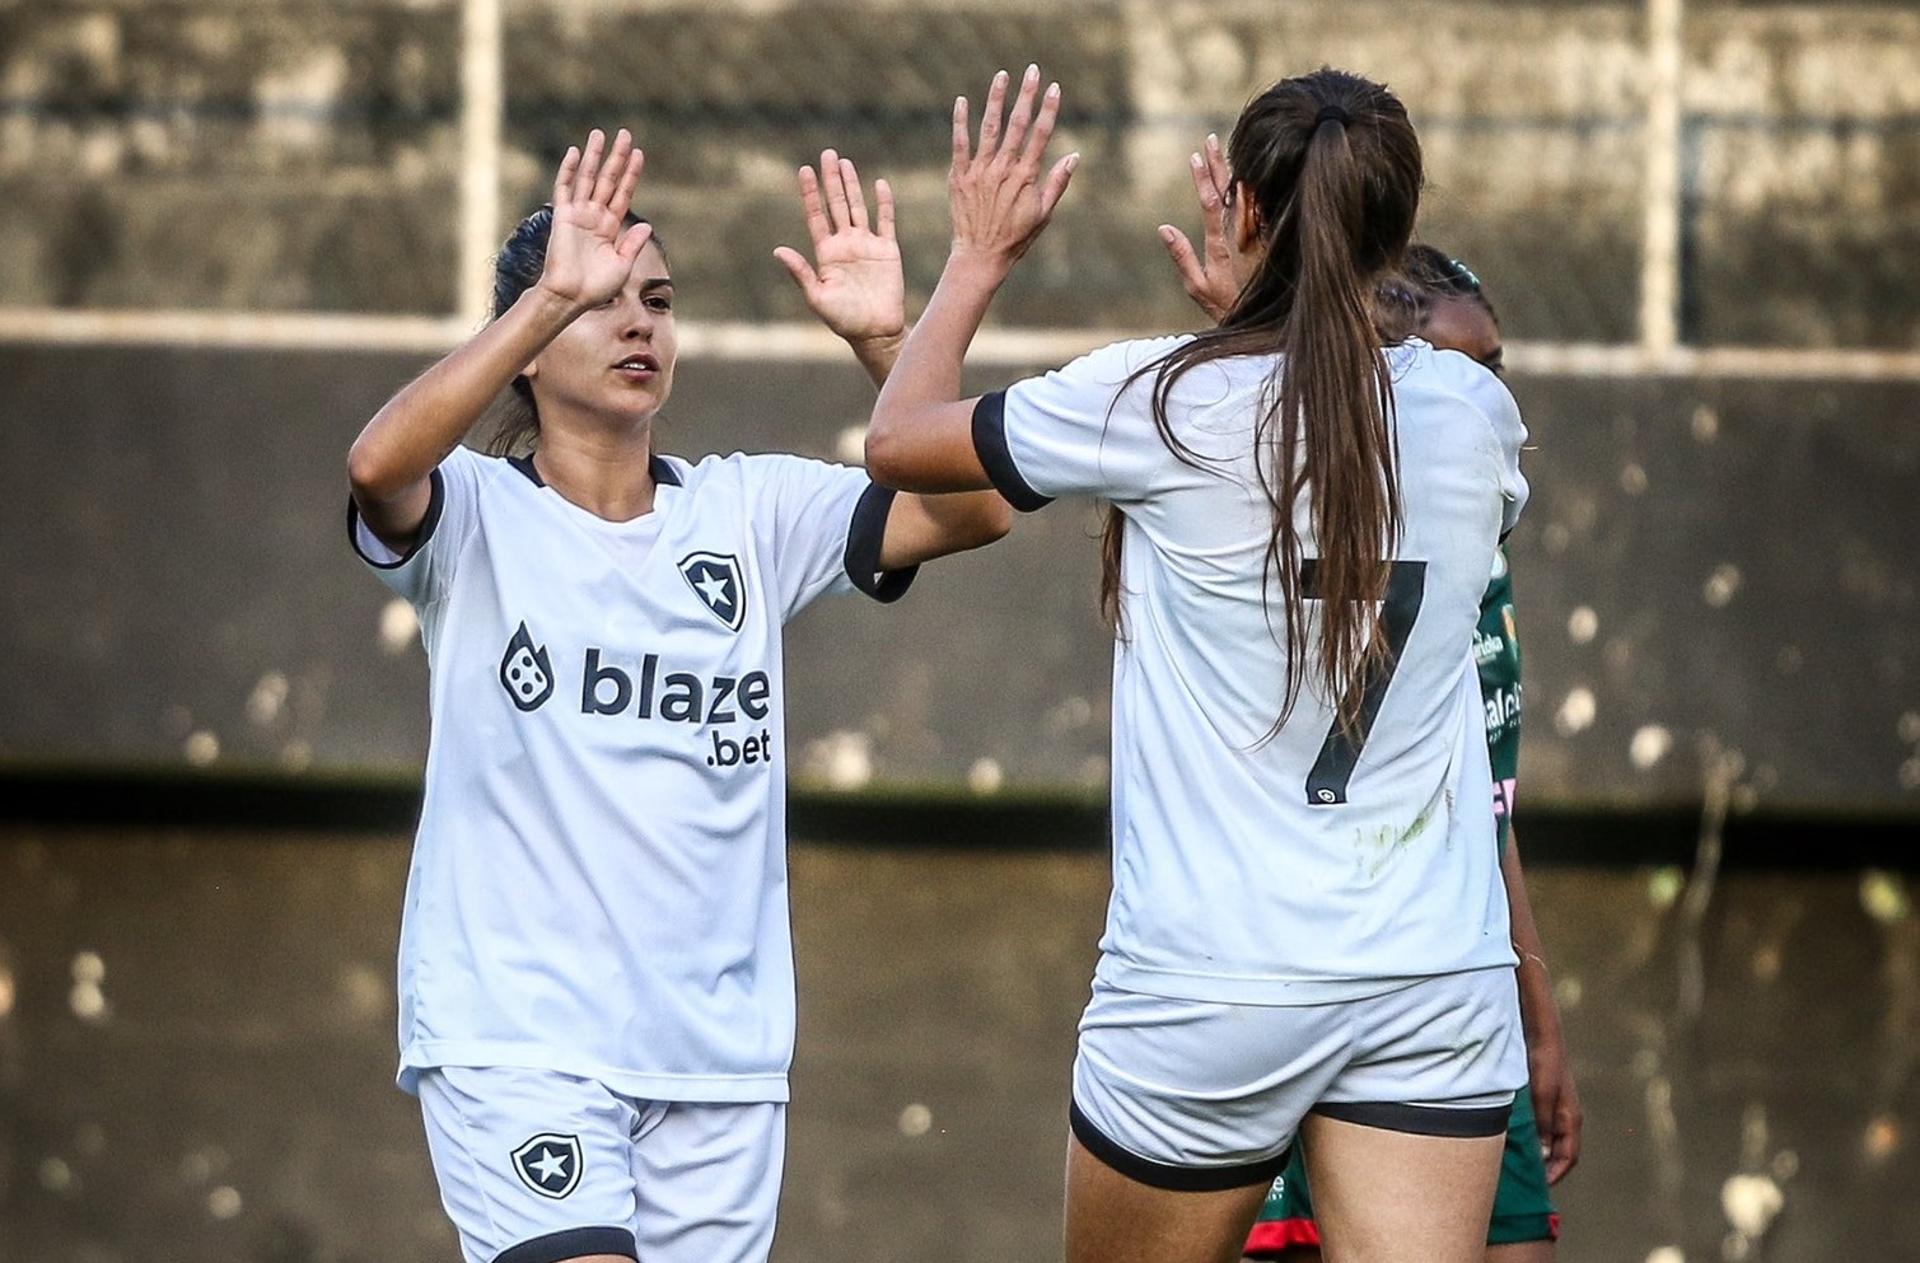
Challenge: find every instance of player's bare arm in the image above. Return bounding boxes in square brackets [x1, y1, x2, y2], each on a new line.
[347, 128, 650, 549]
[865, 64, 1078, 493]
[1504, 827, 1583, 1185]
[777, 146, 1013, 569]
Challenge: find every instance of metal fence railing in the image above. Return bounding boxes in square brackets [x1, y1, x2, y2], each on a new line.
[0, 0, 1914, 380]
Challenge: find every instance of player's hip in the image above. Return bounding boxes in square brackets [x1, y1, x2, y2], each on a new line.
[1069, 966, 1526, 1188]
[1245, 1076, 1557, 1255]
[417, 1064, 785, 1263]
[400, 1039, 793, 1105]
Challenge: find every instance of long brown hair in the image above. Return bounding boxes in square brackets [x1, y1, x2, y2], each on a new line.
[1103, 69, 1423, 736]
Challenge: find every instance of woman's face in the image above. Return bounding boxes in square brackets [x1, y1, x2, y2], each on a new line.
[524, 240, 677, 427]
[1421, 295, 1503, 374]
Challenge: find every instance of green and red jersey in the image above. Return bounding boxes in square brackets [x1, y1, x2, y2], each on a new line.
[1475, 548, 1522, 851]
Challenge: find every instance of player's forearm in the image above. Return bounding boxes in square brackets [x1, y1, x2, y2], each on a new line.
[866, 253, 1004, 481]
[891, 490, 1013, 568]
[1503, 830, 1565, 1046]
[847, 330, 906, 390]
[349, 286, 583, 499]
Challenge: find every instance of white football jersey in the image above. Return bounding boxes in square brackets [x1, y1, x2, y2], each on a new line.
[351, 446, 913, 1101]
[974, 336, 1529, 1004]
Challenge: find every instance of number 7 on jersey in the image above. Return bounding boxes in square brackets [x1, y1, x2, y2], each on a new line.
[1298, 559, 1428, 806]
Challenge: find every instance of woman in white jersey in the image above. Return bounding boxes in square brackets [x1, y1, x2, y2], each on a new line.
[1166, 152, 1583, 1257]
[865, 68, 1530, 1262]
[346, 129, 1011, 1263]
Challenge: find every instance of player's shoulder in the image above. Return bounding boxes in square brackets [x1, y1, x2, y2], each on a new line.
[651, 449, 707, 485]
[440, 443, 537, 497]
[1094, 333, 1195, 373]
[671, 450, 860, 499]
[1393, 338, 1520, 424]
[1033, 333, 1196, 391]
[652, 451, 749, 503]
[1056, 334, 1257, 440]
[682, 449, 844, 477]
[443, 443, 507, 475]
[1482, 546, 1515, 607]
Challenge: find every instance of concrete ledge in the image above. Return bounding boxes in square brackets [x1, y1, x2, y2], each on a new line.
[2, 765, 1915, 868]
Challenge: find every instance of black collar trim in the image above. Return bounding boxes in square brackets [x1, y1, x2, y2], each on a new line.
[507, 452, 683, 488]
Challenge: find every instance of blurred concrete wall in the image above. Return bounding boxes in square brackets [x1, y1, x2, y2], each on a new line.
[2, 345, 1917, 810]
[1, 0, 1915, 345]
[1, 0, 1917, 809]
[1, 830, 1916, 1262]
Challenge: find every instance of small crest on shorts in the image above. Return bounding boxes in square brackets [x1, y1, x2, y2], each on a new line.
[510, 1132, 583, 1199]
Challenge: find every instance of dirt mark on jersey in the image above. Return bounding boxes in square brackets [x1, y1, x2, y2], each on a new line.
[1350, 785, 1449, 880]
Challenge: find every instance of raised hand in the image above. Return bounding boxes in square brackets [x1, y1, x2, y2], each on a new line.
[774, 151, 905, 346]
[948, 65, 1078, 274]
[536, 128, 653, 310]
[1159, 132, 1241, 323]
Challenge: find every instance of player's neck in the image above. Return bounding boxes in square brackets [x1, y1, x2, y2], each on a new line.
[530, 422, 659, 524]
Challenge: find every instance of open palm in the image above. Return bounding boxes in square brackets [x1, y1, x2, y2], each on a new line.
[948, 66, 1077, 271]
[1160, 132, 1241, 324]
[538, 127, 652, 309]
[775, 151, 905, 343]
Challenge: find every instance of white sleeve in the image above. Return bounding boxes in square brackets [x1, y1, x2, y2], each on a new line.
[971, 337, 1185, 509]
[746, 454, 917, 622]
[347, 445, 486, 608]
[1447, 363, 1530, 537]
[1443, 358, 1536, 537]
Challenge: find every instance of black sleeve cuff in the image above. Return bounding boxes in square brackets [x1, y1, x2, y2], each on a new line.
[495, 1225, 638, 1263]
[971, 390, 1053, 512]
[843, 481, 919, 603]
[347, 467, 446, 570]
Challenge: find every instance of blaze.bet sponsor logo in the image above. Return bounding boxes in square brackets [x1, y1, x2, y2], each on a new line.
[500, 622, 556, 711]
[497, 624, 774, 769]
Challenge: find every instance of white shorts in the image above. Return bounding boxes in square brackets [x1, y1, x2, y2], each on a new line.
[1070, 966, 1525, 1190]
[418, 1066, 785, 1263]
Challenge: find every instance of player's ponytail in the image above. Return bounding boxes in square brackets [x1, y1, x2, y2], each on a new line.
[484, 205, 662, 457]
[1110, 70, 1422, 736]
[1283, 95, 1405, 737]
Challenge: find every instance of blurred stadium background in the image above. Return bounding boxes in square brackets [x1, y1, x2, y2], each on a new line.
[1, 0, 1916, 1259]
